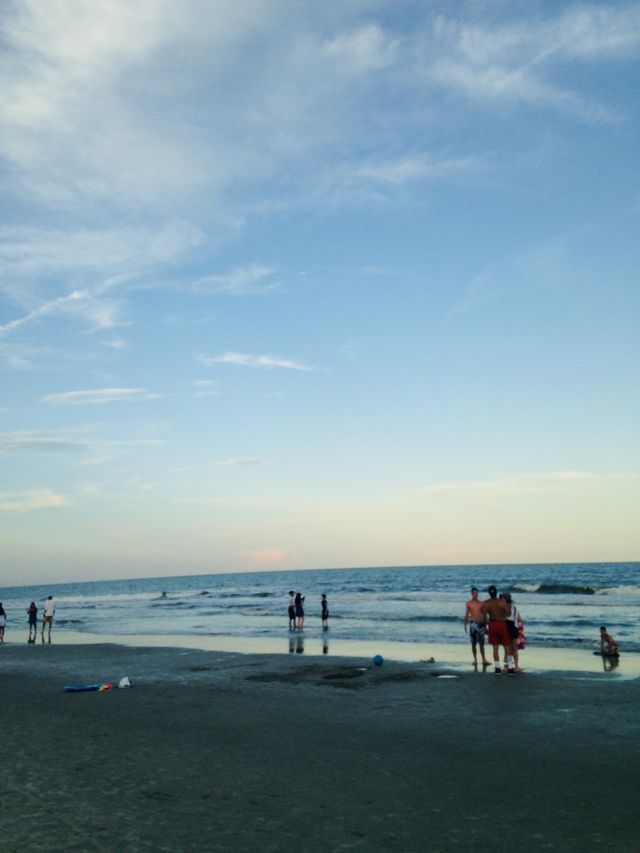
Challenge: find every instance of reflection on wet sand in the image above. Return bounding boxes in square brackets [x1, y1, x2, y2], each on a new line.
[287, 634, 329, 655]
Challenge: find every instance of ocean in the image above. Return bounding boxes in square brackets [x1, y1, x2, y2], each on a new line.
[1, 562, 638, 655]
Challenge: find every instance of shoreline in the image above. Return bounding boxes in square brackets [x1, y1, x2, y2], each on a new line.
[2, 629, 639, 677]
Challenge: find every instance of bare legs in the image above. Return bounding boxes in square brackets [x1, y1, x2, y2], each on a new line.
[41, 618, 52, 643]
[472, 639, 489, 667]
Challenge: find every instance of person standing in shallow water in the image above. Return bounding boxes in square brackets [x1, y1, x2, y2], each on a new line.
[481, 585, 514, 674]
[0, 603, 6, 643]
[295, 592, 305, 631]
[464, 587, 489, 668]
[501, 592, 523, 672]
[599, 626, 618, 657]
[287, 591, 296, 631]
[27, 602, 38, 643]
[41, 596, 55, 643]
[321, 594, 329, 631]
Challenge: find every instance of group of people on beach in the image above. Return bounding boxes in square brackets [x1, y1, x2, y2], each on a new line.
[287, 592, 329, 632]
[465, 585, 621, 673]
[0, 597, 56, 644]
[464, 585, 525, 674]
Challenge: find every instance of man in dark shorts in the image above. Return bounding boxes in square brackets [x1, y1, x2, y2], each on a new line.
[464, 587, 489, 667]
[27, 601, 38, 643]
[481, 585, 514, 674]
[321, 594, 329, 631]
[599, 626, 618, 657]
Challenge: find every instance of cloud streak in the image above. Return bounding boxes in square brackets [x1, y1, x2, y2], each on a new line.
[0, 433, 89, 454]
[192, 265, 279, 296]
[418, 471, 632, 498]
[42, 388, 160, 406]
[0, 488, 70, 512]
[216, 458, 261, 467]
[200, 352, 316, 371]
[427, 6, 640, 121]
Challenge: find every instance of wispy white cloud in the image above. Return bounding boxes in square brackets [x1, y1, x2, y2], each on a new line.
[323, 22, 399, 72]
[1, 2, 635, 242]
[315, 152, 480, 206]
[0, 432, 165, 464]
[0, 285, 123, 337]
[42, 388, 160, 406]
[0, 223, 201, 278]
[192, 264, 279, 296]
[78, 438, 167, 465]
[191, 379, 218, 398]
[0, 488, 70, 512]
[200, 352, 316, 371]
[216, 457, 261, 467]
[102, 338, 128, 350]
[79, 455, 117, 467]
[0, 223, 203, 337]
[427, 5, 640, 120]
[454, 235, 576, 313]
[0, 433, 89, 454]
[418, 470, 634, 497]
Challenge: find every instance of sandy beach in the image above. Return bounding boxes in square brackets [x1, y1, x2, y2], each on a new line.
[1, 643, 638, 853]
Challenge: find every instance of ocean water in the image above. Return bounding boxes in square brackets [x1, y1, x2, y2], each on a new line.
[1, 562, 639, 654]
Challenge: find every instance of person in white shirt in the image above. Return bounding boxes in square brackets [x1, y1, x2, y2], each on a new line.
[41, 596, 55, 643]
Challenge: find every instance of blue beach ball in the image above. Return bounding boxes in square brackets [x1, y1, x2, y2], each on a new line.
[373, 654, 384, 666]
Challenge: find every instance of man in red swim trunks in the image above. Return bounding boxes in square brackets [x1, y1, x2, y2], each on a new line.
[481, 586, 514, 674]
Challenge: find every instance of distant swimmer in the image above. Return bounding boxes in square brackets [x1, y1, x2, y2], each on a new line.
[482, 586, 514, 675]
[464, 587, 489, 668]
[599, 626, 619, 657]
[321, 594, 329, 631]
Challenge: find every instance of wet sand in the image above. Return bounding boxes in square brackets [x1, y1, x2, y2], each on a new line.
[1, 643, 638, 852]
[30, 629, 640, 677]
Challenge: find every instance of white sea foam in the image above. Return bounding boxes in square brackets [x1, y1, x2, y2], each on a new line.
[596, 585, 640, 596]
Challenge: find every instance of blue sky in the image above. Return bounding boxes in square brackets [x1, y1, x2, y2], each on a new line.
[1, 1, 638, 584]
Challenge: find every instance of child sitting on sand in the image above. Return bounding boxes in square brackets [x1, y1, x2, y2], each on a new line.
[599, 626, 619, 657]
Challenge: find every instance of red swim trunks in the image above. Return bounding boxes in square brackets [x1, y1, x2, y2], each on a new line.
[488, 620, 511, 647]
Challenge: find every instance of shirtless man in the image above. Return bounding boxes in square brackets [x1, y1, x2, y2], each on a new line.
[464, 587, 489, 667]
[599, 626, 618, 657]
[481, 585, 514, 674]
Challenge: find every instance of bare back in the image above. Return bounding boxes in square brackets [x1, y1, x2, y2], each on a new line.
[482, 597, 509, 621]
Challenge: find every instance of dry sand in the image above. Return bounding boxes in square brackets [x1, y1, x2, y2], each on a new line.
[1, 643, 638, 852]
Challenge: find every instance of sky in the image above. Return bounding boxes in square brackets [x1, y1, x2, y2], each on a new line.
[1, 0, 639, 585]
